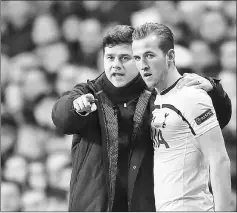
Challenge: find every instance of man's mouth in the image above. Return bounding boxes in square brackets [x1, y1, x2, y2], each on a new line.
[112, 73, 125, 77]
[143, 73, 152, 77]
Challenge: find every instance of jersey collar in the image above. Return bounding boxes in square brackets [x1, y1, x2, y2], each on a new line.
[159, 77, 183, 95]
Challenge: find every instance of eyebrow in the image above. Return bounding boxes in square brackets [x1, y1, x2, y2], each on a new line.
[144, 51, 154, 54]
[133, 51, 154, 56]
[133, 50, 154, 56]
[105, 53, 131, 57]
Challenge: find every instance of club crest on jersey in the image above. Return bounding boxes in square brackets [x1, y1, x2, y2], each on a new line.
[195, 109, 213, 125]
[152, 110, 169, 129]
[162, 113, 169, 128]
[151, 110, 170, 148]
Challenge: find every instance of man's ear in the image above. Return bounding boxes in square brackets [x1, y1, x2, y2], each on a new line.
[166, 49, 175, 62]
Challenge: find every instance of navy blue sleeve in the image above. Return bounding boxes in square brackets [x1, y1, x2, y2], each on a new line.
[206, 77, 232, 129]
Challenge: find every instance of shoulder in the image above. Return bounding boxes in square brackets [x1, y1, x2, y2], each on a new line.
[178, 86, 211, 103]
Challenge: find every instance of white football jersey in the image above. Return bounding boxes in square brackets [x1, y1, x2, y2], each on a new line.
[152, 81, 219, 211]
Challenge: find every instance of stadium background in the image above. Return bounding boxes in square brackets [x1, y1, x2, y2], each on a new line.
[1, 1, 236, 211]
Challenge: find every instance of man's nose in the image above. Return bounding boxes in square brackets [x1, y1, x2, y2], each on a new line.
[112, 58, 121, 69]
[141, 58, 149, 71]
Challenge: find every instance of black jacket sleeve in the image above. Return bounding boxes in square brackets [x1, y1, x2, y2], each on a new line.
[206, 77, 232, 129]
[51, 83, 95, 135]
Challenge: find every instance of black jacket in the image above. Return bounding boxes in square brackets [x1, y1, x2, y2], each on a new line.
[52, 74, 231, 211]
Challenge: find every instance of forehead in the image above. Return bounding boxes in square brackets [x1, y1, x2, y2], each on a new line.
[132, 34, 162, 53]
[104, 44, 132, 55]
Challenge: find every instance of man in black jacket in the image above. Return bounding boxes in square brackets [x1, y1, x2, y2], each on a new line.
[52, 25, 231, 212]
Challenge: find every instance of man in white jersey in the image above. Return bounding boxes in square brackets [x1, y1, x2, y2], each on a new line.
[132, 22, 232, 211]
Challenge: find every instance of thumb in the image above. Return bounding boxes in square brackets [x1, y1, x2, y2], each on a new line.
[85, 93, 95, 102]
[91, 103, 97, 112]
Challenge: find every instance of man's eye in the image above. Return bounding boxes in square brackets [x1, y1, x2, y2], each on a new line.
[107, 56, 114, 60]
[146, 54, 154, 59]
[121, 56, 129, 61]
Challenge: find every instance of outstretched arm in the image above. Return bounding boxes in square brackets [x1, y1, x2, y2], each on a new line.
[177, 73, 232, 129]
[52, 83, 96, 135]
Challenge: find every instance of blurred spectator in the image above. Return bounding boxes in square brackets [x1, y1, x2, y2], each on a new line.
[33, 1, 54, 16]
[231, 190, 237, 211]
[35, 41, 70, 73]
[222, 1, 236, 23]
[220, 40, 236, 72]
[76, 65, 100, 83]
[21, 190, 47, 211]
[50, 1, 87, 24]
[77, 18, 103, 68]
[1, 1, 236, 211]
[154, 1, 182, 25]
[174, 45, 193, 75]
[131, 4, 161, 27]
[189, 40, 221, 77]
[58, 166, 72, 191]
[28, 161, 47, 190]
[1, 1, 36, 56]
[31, 14, 61, 46]
[33, 96, 58, 129]
[177, 1, 207, 37]
[46, 152, 71, 190]
[222, 1, 236, 39]
[1, 54, 10, 88]
[61, 15, 81, 43]
[22, 68, 52, 102]
[98, 1, 141, 26]
[46, 195, 68, 211]
[199, 10, 228, 52]
[1, 181, 22, 211]
[8, 52, 41, 85]
[55, 63, 82, 96]
[16, 124, 49, 160]
[3, 83, 24, 114]
[1, 114, 18, 168]
[3, 155, 28, 185]
[55, 63, 101, 95]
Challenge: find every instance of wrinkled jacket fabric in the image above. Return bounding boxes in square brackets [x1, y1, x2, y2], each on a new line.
[52, 74, 231, 212]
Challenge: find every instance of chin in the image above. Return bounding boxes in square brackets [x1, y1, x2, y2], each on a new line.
[111, 80, 127, 88]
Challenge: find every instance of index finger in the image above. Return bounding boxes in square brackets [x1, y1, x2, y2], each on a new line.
[85, 94, 95, 102]
[90, 99, 98, 104]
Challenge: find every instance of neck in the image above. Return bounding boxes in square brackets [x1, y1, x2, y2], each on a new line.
[155, 65, 182, 93]
[102, 73, 146, 104]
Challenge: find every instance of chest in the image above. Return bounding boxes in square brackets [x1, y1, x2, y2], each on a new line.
[151, 94, 193, 149]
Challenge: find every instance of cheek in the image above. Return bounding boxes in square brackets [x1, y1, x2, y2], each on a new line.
[153, 58, 166, 68]
[103, 60, 111, 74]
[135, 61, 142, 71]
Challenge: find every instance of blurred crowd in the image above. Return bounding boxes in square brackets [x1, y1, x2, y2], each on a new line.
[1, 1, 236, 211]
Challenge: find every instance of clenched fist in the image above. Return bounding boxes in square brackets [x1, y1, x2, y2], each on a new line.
[73, 93, 97, 114]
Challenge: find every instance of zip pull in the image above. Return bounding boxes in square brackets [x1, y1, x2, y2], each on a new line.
[124, 103, 127, 107]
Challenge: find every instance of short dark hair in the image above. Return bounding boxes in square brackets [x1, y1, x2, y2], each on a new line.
[102, 25, 134, 53]
[132, 22, 174, 54]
